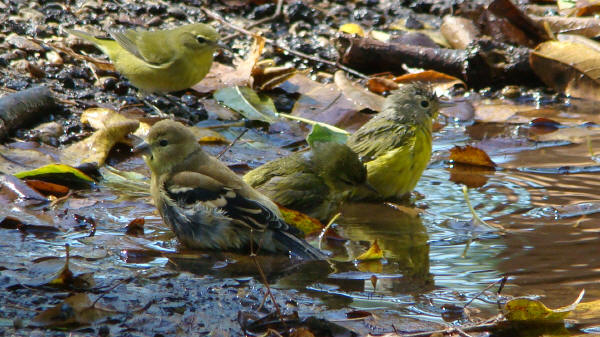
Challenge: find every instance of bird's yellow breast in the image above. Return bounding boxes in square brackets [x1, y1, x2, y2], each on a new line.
[365, 125, 432, 200]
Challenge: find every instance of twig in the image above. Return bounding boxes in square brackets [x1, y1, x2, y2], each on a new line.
[216, 128, 248, 159]
[202, 7, 368, 79]
[463, 277, 505, 309]
[223, 0, 284, 42]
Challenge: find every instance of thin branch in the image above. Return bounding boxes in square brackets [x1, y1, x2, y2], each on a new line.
[202, 7, 368, 79]
[216, 128, 248, 159]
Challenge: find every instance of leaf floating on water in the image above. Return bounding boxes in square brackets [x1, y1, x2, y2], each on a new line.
[14, 163, 94, 189]
[334, 70, 384, 112]
[449, 145, 497, 169]
[24, 179, 69, 197]
[356, 240, 384, 261]
[277, 203, 323, 236]
[32, 293, 115, 328]
[214, 86, 278, 123]
[505, 289, 585, 323]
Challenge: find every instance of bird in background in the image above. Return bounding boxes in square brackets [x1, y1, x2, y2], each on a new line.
[244, 141, 371, 223]
[66, 23, 219, 93]
[136, 119, 326, 260]
[347, 83, 444, 201]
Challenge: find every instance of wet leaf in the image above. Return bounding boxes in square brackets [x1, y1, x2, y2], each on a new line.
[531, 16, 600, 38]
[252, 59, 297, 91]
[334, 70, 384, 112]
[449, 145, 497, 168]
[448, 164, 492, 188]
[24, 179, 69, 197]
[393, 70, 466, 92]
[0, 174, 48, 204]
[356, 240, 383, 261]
[530, 40, 600, 100]
[32, 293, 115, 328]
[63, 119, 140, 166]
[306, 124, 348, 147]
[214, 86, 278, 123]
[277, 203, 324, 236]
[81, 107, 149, 138]
[346, 310, 372, 320]
[505, 289, 584, 323]
[529, 126, 600, 143]
[14, 163, 94, 188]
[126, 217, 145, 236]
[189, 126, 228, 143]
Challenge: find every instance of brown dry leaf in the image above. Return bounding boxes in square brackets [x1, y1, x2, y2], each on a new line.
[356, 240, 384, 261]
[450, 145, 497, 168]
[291, 76, 372, 131]
[393, 70, 467, 92]
[82, 107, 149, 138]
[531, 15, 600, 38]
[334, 70, 385, 112]
[474, 103, 532, 123]
[63, 119, 139, 166]
[529, 126, 600, 143]
[440, 16, 480, 50]
[252, 59, 297, 91]
[189, 126, 228, 144]
[24, 179, 69, 197]
[530, 40, 600, 100]
[193, 36, 265, 93]
[576, 0, 600, 16]
[32, 293, 116, 328]
[367, 76, 398, 94]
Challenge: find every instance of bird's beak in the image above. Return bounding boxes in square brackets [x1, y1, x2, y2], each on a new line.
[132, 141, 151, 156]
[363, 181, 379, 194]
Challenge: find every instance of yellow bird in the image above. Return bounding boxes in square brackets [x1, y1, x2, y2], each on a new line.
[135, 120, 326, 259]
[347, 83, 442, 201]
[66, 24, 219, 93]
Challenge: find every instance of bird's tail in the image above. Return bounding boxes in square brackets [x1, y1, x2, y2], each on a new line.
[273, 231, 327, 260]
[65, 29, 114, 55]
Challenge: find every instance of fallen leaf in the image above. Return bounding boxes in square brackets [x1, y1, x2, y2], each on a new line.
[356, 240, 384, 261]
[306, 124, 348, 146]
[505, 289, 584, 323]
[277, 203, 324, 236]
[14, 164, 94, 188]
[393, 70, 467, 92]
[334, 70, 384, 112]
[531, 15, 600, 38]
[32, 293, 115, 327]
[0, 174, 48, 204]
[63, 119, 140, 166]
[81, 107, 149, 138]
[193, 36, 265, 93]
[214, 86, 278, 123]
[529, 126, 600, 143]
[252, 59, 297, 91]
[24, 179, 69, 197]
[449, 145, 497, 168]
[530, 40, 600, 100]
[339, 23, 365, 37]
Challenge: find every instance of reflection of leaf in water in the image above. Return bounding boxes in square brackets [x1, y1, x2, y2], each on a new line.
[32, 293, 115, 328]
[99, 166, 150, 198]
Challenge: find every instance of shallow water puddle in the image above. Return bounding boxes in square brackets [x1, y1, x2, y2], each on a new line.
[3, 98, 600, 332]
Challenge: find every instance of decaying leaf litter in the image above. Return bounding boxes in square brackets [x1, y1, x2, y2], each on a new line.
[3, 0, 600, 335]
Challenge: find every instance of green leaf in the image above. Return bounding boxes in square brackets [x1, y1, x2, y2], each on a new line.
[306, 124, 348, 146]
[14, 164, 94, 188]
[214, 86, 278, 123]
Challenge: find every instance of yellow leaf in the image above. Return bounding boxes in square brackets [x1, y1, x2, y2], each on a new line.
[356, 240, 384, 261]
[339, 23, 364, 37]
[505, 289, 584, 323]
[277, 203, 324, 236]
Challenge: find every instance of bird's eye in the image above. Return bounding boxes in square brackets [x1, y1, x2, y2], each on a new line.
[196, 35, 207, 44]
[159, 139, 168, 147]
[420, 100, 430, 108]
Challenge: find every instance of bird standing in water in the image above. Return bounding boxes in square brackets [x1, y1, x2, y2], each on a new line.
[136, 120, 325, 260]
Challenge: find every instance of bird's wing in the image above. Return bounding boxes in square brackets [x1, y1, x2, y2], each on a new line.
[109, 29, 175, 68]
[255, 172, 328, 212]
[347, 119, 415, 162]
[166, 171, 300, 235]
